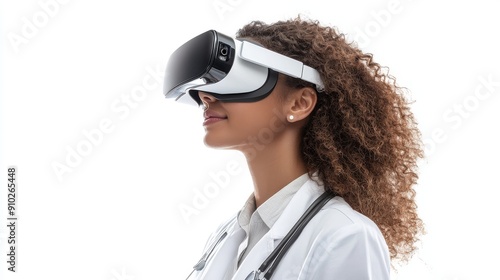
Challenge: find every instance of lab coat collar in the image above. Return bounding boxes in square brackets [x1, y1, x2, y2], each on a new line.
[231, 177, 324, 279]
[266, 177, 323, 239]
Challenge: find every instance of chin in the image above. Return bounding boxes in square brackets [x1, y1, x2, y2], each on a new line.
[203, 134, 244, 151]
[203, 135, 230, 149]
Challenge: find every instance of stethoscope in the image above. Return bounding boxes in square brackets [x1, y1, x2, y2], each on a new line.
[185, 192, 334, 280]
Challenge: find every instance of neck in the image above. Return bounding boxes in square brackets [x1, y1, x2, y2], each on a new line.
[242, 130, 307, 207]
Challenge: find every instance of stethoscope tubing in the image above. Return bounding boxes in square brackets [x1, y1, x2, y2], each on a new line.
[256, 192, 334, 279]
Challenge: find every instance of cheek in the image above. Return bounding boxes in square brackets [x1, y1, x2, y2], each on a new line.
[202, 90, 286, 149]
[229, 104, 275, 135]
[227, 104, 286, 150]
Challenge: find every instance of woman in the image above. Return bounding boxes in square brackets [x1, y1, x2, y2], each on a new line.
[178, 17, 423, 279]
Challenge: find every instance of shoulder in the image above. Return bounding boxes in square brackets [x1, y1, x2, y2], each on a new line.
[297, 178, 386, 242]
[314, 196, 386, 240]
[304, 178, 382, 233]
[294, 196, 391, 279]
[322, 196, 379, 226]
[304, 195, 390, 266]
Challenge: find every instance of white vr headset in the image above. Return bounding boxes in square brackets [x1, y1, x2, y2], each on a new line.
[163, 30, 324, 106]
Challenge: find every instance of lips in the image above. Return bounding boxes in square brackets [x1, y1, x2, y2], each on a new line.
[203, 109, 227, 126]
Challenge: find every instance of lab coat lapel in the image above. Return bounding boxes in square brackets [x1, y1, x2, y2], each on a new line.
[200, 220, 245, 280]
[231, 179, 323, 279]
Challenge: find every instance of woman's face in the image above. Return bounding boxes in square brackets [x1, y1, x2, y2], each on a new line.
[198, 77, 289, 153]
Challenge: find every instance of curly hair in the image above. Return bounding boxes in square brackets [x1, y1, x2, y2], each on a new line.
[237, 17, 424, 261]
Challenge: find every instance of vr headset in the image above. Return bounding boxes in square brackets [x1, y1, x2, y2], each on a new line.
[163, 30, 324, 106]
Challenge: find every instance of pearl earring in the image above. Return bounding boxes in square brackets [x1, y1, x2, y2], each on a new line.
[289, 115, 294, 121]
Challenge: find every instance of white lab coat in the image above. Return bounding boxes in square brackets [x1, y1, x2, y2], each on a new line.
[188, 177, 391, 280]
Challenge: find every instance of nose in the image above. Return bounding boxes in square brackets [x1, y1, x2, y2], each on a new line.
[198, 91, 217, 108]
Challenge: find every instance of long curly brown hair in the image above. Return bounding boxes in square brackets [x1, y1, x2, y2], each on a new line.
[237, 17, 424, 261]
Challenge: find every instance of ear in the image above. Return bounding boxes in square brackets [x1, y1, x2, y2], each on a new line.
[286, 87, 317, 123]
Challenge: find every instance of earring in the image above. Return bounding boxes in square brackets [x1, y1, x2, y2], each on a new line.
[288, 115, 294, 121]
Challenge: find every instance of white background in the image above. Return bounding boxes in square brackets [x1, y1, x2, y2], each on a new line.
[1, 0, 499, 279]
